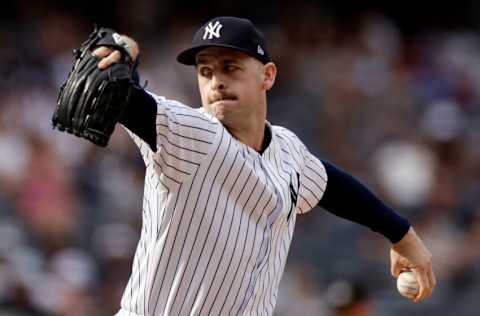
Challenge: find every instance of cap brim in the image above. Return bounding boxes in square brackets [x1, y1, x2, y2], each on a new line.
[177, 43, 266, 65]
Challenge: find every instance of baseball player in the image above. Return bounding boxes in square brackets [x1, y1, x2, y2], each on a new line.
[90, 17, 435, 316]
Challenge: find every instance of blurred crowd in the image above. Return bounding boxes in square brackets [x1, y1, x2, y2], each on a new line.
[1, 1, 480, 315]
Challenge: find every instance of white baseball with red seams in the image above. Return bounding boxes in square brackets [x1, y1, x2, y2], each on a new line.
[397, 271, 420, 299]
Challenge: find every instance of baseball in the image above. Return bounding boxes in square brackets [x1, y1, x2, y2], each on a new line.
[397, 271, 420, 299]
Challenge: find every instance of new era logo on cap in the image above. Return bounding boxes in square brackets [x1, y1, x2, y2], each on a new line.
[203, 21, 223, 40]
[257, 45, 264, 55]
[177, 16, 271, 65]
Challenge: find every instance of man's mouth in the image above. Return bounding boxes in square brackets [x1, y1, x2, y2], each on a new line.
[210, 94, 237, 104]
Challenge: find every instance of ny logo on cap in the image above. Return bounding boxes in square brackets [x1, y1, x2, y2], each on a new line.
[203, 21, 223, 40]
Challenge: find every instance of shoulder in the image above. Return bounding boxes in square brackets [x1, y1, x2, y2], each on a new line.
[271, 124, 325, 171]
[272, 125, 307, 152]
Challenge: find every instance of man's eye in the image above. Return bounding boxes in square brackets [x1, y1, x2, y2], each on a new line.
[200, 68, 212, 77]
[225, 65, 238, 72]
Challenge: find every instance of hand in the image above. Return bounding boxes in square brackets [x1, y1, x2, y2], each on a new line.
[92, 35, 139, 69]
[390, 226, 436, 302]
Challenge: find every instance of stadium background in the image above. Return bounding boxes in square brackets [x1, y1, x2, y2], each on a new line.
[1, 0, 480, 315]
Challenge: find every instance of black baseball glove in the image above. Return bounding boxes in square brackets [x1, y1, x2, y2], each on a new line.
[52, 26, 137, 147]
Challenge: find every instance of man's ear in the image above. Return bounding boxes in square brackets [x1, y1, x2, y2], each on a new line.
[262, 62, 277, 91]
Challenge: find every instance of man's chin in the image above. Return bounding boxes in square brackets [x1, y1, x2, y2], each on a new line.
[210, 108, 233, 125]
[212, 111, 227, 123]
[208, 102, 235, 118]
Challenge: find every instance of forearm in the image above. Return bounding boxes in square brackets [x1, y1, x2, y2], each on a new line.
[119, 85, 157, 150]
[99, 33, 157, 151]
[318, 160, 410, 243]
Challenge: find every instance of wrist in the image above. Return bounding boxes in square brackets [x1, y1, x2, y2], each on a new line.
[393, 226, 415, 247]
[392, 227, 431, 264]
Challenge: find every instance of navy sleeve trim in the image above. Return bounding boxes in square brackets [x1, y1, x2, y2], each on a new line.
[318, 160, 410, 243]
[119, 85, 157, 151]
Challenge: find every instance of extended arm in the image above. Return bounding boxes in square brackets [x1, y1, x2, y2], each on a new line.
[318, 160, 410, 243]
[318, 161, 435, 301]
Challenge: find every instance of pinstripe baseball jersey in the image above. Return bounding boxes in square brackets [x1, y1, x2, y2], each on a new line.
[116, 92, 327, 316]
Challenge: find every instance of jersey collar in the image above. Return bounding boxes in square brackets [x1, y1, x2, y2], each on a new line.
[258, 121, 273, 155]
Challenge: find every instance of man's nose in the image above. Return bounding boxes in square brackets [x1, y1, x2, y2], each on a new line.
[211, 74, 226, 91]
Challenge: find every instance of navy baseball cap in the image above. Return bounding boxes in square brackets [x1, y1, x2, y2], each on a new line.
[177, 16, 271, 65]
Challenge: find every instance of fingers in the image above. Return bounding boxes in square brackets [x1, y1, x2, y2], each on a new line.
[390, 247, 437, 303]
[412, 261, 435, 302]
[91, 46, 122, 70]
[412, 270, 429, 302]
[390, 226, 437, 302]
[92, 46, 114, 59]
[89, 34, 138, 70]
[97, 50, 122, 70]
[418, 263, 436, 302]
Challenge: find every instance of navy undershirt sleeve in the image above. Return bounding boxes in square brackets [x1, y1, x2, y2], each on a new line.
[119, 85, 157, 151]
[318, 160, 411, 243]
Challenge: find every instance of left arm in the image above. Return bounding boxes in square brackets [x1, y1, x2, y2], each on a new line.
[318, 160, 410, 243]
[318, 160, 436, 302]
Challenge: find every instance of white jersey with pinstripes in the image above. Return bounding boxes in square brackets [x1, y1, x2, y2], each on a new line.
[115, 92, 328, 316]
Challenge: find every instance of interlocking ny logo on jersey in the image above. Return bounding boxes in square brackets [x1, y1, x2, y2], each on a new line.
[288, 172, 300, 221]
[203, 21, 223, 40]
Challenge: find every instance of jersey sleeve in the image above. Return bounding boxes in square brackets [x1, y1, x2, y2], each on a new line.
[296, 149, 328, 214]
[276, 127, 328, 214]
[296, 142, 328, 214]
[125, 90, 221, 184]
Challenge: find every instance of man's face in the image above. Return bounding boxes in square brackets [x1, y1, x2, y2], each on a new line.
[196, 47, 272, 129]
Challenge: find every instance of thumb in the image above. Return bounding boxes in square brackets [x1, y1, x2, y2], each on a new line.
[390, 249, 403, 278]
[391, 262, 402, 278]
